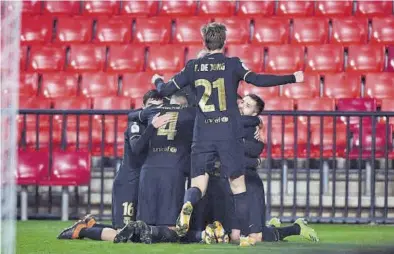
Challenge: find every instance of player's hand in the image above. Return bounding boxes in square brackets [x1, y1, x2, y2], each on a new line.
[151, 113, 175, 129]
[151, 74, 164, 85]
[293, 71, 304, 83]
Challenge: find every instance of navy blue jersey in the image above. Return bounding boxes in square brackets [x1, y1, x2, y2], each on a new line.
[134, 104, 195, 172]
[155, 53, 296, 141]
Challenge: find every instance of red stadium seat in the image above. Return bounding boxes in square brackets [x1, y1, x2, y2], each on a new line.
[21, 15, 53, 44]
[292, 18, 329, 45]
[93, 97, 131, 110]
[388, 46, 394, 72]
[371, 17, 394, 44]
[212, 18, 250, 44]
[19, 72, 38, 97]
[310, 124, 347, 158]
[82, 0, 119, 16]
[226, 45, 263, 72]
[315, 0, 353, 17]
[17, 151, 48, 185]
[381, 99, 394, 125]
[43, 1, 81, 15]
[80, 72, 118, 98]
[20, 45, 28, 72]
[252, 18, 290, 45]
[186, 45, 205, 62]
[53, 97, 92, 132]
[365, 73, 394, 99]
[67, 45, 106, 72]
[337, 98, 377, 126]
[198, 0, 236, 17]
[306, 45, 344, 73]
[323, 73, 361, 98]
[55, 17, 93, 44]
[269, 123, 308, 158]
[122, 72, 154, 108]
[282, 73, 320, 99]
[57, 123, 101, 152]
[349, 124, 392, 159]
[262, 98, 294, 126]
[120, 0, 159, 16]
[158, 0, 197, 16]
[237, 1, 275, 17]
[29, 45, 66, 72]
[331, 17, 368, 45]
[21, 0, 42, 15]
[174, 17, 212, 45]
[355, 1, 393, 17]
[277, 1, 314, 17]
[19, 97, 51, 110]
[266, 45, 304, 73]
[147, 46, 185, 72]
[107, 45, 145, 72]
[323, 72, 361, 99]
[134, 17, 172, 44]
[46, 151, 91, 186]
[41, 72, 78, 99]
[347, 45, 385, 72]
[297, 98, 336, 131]
[238, 81, 280, 100]
[53, 97, 92, 110]
[103, 120, 128, 157]
[95, 17, 133, 44]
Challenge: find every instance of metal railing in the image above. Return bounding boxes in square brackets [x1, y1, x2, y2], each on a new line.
[17, 109, 394, 223]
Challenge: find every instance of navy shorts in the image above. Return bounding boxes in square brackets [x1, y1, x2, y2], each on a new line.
[191, 139, 245, 179]
[190, 175, 232, 231]
[112, 169, 139, 229]
[137, 167, 185, 226]
[246, 170, 266, 234]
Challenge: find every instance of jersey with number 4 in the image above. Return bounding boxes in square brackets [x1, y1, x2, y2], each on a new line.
[155, 53, 296, 141]
[143, 105, 195, 171]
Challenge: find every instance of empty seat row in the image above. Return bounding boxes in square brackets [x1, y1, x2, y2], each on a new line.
[21, 16, 394, 45]
[20, 44, 393, 73]
[17, 0, 394, 18]
[17, 72, 394, 101]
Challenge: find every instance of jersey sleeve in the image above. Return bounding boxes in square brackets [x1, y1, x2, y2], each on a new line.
[244, 156, 259, 169]
[155, 60, 194, 97]
[128, 109, 142, 122]
[128, 123, 155, 155]
[241, 115, 261, 127]
[233, 57, 296, 87]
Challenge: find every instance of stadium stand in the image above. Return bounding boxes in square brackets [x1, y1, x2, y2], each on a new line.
[134, 17, 172, 44]
[21, 15, 53, 44]
[331, 17, 368, 45]
[226, 44, 263, 71]
[29, 45, 66, 72]
[55, 16, 93, 44]
[306, 45, 344, 73]
[41, 72, 79, 99]
[174, 17, 213, 44]
[158, 0, 197, 16]
[19, 72, 38, 97]
[67, 45, 106, 72]
[43, 1, 81, 15]
[292, 17, 329, 45]
[315, 0, 353, 17]
[120, 0, 159, 16]
[237, 1, 275, 16]
[252, 18, 290, 45]
[94, 17, 133, 44]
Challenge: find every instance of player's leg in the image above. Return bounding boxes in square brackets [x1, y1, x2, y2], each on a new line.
[245, 170, 265, 243]
[58, 215, 118, 241]
[218, 139, 251, 245]
[176, 142, 215, 237]
[270, 218, 319, 242]
[111, 177, 138, 229]
[135, 168, 157, 226]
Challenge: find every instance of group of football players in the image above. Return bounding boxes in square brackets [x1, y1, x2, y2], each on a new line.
[57, 22, 319, 246]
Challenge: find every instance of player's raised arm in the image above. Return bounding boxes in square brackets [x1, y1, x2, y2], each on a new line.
[234, 57, 304, 87]
[152, 61, 193, 97]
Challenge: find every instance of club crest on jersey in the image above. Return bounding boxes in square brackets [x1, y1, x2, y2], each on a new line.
[130, 122, 140, 133]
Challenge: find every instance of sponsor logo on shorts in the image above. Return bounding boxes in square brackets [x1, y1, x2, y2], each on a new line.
[153, 146, 178, 153]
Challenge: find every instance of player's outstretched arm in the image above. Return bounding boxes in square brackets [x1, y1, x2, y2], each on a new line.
[241, 115, 261, 127]
[234, 57, 304, 87]
[128, 109, 142, 122]
[244, 156, 260, 169]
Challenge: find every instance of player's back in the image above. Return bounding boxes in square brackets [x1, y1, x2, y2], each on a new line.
[190, 53, 244, 141]
[143, 104, 195, 171]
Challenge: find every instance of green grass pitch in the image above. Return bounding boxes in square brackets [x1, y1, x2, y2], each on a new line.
[16, 221, 394, 254]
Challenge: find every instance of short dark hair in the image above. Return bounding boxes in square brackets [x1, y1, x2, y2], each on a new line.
[142, 89, 162, 106]
[201, 22, 226, 51]
[246, 94, 265, 114]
